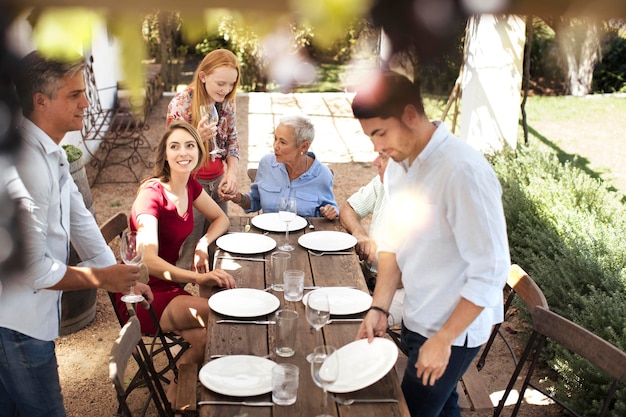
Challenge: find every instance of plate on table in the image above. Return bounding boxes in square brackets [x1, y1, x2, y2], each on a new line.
[325, 338, 398, 393]
[216, 232, 276, 254]
[251, 212, 307, 232]
[209, 288, 280, 317]
[302, 287, 372, 315]
[199, 355, 277, 396]
[298, 231, 357, 252]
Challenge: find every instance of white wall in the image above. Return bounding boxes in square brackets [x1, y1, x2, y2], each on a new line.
[6, 11, 123, 162]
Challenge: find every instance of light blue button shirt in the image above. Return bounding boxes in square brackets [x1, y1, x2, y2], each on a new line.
[0, 118, 115, 341]
[245, 152, 338, 217]
[380, 122, 510, 348]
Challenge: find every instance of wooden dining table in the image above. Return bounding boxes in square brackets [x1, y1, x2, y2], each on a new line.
[195, 215, 410, 417]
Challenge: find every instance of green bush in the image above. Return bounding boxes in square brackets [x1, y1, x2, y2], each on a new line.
[489, 146, 626, 416]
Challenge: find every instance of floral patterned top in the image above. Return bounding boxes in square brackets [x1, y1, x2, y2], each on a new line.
[166, 86, 240, 180]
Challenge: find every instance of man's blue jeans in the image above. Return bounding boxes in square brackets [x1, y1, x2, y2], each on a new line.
[400, 324, 480, 417]
[0, 327, 66, 417]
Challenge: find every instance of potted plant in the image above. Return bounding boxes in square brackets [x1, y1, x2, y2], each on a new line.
[62, 143, 83, 163]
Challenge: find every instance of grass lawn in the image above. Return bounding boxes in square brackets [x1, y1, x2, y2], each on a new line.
[521, 95, 626, 197]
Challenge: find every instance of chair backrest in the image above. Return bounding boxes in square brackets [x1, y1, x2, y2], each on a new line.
[490, 267, 550, 416]
[507, 264, 549, 312]
[477, 264, 549, 370]
[247, 168, 257, 183]
[82, 55, 107, 140]
[101, 212, 129, 245]
[109, 314, 142, 394]
[533, 306, 626, 382]
[108, 312, 172, 417]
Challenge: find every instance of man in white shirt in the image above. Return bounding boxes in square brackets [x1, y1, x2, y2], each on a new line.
[0, 51, 152, 417]
[352, 71, 510, 417]
[339, 152, 404, 325]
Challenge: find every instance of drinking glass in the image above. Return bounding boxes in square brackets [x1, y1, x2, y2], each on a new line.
[278, 197, 297, 251]
[310, 345, 338, 417]
[305, 292, 330, 362]
[120, 230, 145, 303]
[199, 104, 223, 159]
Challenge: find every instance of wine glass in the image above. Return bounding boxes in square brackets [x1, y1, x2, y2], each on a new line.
[310, 345, 339, 417]
[306, 291, 330, 362]
[199, 104, 223, 160]
[119, 230, 145, 303]
[278, 197, 297, 251]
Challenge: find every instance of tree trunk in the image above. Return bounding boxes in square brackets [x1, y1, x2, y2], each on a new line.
[556, 18, 601, 96]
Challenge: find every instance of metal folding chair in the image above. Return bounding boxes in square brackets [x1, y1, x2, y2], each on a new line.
[495, 306, 626, 417]
[477, 264, 549, 370]
[109, 311, 173, 417]
[100, 212, 190, 387]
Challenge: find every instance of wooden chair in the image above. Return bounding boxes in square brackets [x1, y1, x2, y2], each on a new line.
[458, 264, 549, 411]
[495, 306, 626, 417]
[101, 212, 189, 387]
[109, 311, 173, 417]
[476, 264, 549, 370]
[247, 167, 257, 183]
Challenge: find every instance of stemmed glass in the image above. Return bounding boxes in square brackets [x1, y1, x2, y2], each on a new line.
[119, 230, 145, 303]
[306, 291, 330, 362]
[199, 104, 223, 160]
[278, 197, 297, 251]
[310, 345, 339, 417]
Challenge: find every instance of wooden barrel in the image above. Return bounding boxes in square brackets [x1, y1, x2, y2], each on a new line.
[61, 156, 97, 335]
[69, 156, 95, 216]
[60, 288, 97, 336]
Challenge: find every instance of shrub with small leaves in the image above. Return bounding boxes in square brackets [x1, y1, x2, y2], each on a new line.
[489, 146, 626, 416]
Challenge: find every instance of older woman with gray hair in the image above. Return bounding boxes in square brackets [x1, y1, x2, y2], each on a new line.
[224, 114, 338, 219]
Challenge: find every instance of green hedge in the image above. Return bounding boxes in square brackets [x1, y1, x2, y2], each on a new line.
[489, 146, 626, 416]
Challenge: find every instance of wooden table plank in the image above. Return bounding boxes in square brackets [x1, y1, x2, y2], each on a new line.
[198, 216, 409, 417]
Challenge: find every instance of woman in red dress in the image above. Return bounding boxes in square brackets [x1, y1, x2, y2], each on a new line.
[117, 121, 236, 404]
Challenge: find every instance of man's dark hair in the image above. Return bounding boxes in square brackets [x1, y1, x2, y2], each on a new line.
[13, 50, 84, 117]
[351, 71, 426, 120]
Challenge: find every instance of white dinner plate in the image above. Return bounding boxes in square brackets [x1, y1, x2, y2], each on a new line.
[216, 232, 276, 254]
[298, 231, 357, 252]
[209, 288, 280, 317]
[325, 338, 398, 393]
[199, 355, 277, 397]
[251, 212, 308, 232]
[302, 287, 372, 315]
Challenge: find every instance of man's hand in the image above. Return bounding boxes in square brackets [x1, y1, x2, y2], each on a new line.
[97, 264, 141, 293]
[355, 309, 388, 342]
[355, 237, 377, 264]
[415, 333, 452, 386]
